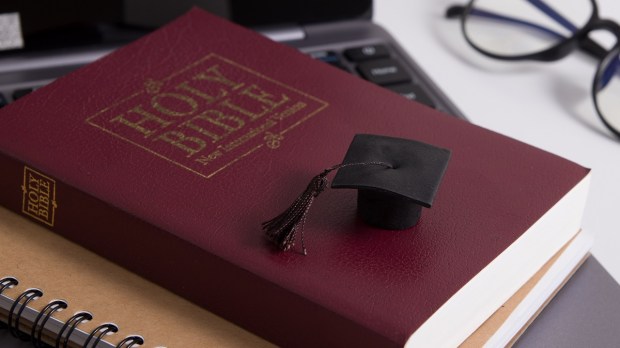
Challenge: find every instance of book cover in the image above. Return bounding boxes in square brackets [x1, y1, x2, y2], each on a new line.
[0, 8, 591, 347]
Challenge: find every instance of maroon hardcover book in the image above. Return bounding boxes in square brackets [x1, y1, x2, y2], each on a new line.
[0, 8, 591, 347]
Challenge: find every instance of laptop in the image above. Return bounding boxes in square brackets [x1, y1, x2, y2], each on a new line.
[0, 0, 464, 118]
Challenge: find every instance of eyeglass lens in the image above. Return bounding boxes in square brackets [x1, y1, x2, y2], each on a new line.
[462, 0, 593, 56]
[595, 47, 620, 135]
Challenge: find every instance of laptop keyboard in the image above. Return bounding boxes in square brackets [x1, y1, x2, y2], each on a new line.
[307, 44, 436, 108]
[0, 86, 38, 107]
[0, 43, 435, 110]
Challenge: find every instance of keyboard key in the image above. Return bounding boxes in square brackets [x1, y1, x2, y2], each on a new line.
[0, 93, 7, 108]
[344, 44, 390, 62]
[386, 83, 436, 108]
[356, 58, 411, 86]
[309, 50, 349, 72]
[309, 50, 339, 63]
[13, 88, 34, 101]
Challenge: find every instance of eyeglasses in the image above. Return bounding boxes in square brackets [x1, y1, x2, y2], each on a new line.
[446, 0, 620, 139]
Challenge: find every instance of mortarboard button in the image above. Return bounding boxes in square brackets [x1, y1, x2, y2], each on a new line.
[262, 133, 451, 254]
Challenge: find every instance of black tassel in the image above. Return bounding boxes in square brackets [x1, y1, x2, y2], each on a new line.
[262, 167, 331, 255]
[262, 162, 391, 255]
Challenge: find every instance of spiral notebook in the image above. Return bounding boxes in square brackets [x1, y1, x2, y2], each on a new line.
[0, 204, 590, 347]
[0, 206, 273, 348]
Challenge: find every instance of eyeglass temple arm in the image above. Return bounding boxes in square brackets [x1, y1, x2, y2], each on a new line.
[527, 0, 577, 31]
[445, 4, 607, 60]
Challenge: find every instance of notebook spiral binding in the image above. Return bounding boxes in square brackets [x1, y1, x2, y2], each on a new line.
[1, 276, 145, 348]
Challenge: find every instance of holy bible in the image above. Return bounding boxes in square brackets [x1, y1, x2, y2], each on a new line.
[0, 8, 590, 347]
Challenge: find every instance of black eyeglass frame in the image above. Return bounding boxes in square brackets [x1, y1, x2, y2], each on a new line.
[448, 0, 620, 138]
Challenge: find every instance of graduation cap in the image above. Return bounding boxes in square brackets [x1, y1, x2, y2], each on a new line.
[262, 134, 451, 254]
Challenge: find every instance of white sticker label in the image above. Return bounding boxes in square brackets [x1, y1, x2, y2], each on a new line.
[0, 12, 24, 50]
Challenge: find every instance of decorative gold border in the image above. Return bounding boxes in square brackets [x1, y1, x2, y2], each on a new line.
[85, 53, 329, 180]
[21, 166, 57, 227]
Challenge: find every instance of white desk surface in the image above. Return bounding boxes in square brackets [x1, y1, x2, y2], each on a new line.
[374, 0, 620, 283]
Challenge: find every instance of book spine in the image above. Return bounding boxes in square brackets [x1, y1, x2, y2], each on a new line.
[0, 152, 397, 347]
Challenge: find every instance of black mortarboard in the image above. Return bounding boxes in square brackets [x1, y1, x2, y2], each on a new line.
[262, 133, 451, 254]
[331, 134, 451, 230]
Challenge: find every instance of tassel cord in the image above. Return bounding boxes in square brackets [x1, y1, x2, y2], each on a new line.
[262, 161, 392, 254]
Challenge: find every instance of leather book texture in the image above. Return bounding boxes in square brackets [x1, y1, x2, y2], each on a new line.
[0, 8, 591, 347]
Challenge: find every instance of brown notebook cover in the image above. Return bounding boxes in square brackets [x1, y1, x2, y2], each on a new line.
[0, 8, 591, 347]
